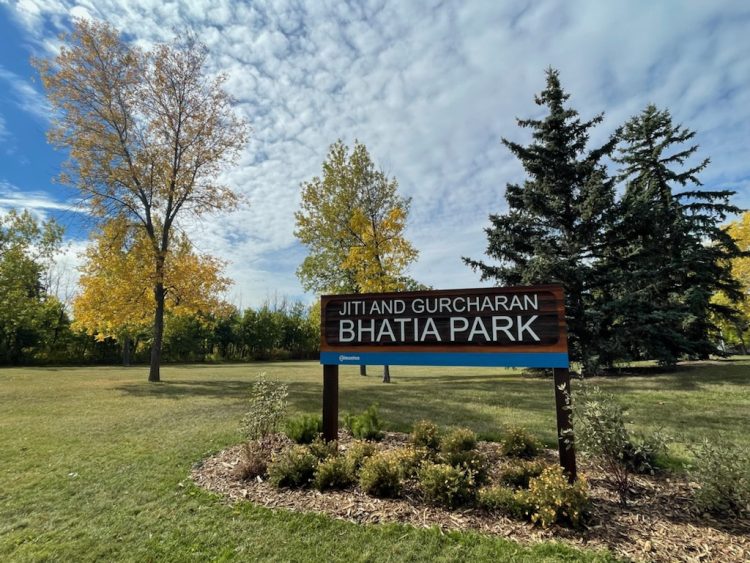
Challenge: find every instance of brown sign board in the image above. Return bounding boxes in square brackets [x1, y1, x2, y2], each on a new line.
[319, 284, 568, 367]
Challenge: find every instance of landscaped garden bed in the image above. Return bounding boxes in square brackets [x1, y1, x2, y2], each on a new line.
[193, 428, 749, 562]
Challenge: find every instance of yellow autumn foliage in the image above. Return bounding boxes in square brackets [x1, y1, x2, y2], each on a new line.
[72, 219, 231, 341]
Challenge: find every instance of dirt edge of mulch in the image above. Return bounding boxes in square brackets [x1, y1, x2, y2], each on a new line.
[191, 432, 749, 563]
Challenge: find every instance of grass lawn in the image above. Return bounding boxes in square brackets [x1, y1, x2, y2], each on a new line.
[1, 359, 748, 561]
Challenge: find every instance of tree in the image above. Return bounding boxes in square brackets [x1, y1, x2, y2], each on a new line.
[605, 105, 744, 364]
[711, 212, 750, 353]
[35, 19, 248, 381]
[464, 68, 617, 371]
[72, 218, 232, 365]
[0, 210, 66, 364]
[295, 140, 418, 381]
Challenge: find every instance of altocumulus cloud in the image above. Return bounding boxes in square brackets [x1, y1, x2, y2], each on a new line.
[4, 0, 750, 306]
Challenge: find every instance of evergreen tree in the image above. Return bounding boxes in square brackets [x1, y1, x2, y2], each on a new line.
[464, 68, 617, 370]
[604, 105, 743, 364]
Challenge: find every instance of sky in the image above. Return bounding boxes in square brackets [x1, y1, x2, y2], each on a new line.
[0, 0, 749, 308]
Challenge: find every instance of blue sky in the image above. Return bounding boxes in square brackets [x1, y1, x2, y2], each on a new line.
[1, 0, 749, 307]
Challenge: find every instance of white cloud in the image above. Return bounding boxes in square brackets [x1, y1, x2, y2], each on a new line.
[3, 0, 749, 307]
[0, 65, 52, 121]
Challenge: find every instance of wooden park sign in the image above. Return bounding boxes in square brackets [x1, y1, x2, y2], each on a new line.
[319, 284, 577, 480]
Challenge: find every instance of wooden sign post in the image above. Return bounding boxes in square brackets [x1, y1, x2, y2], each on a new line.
[320, 284, 576, 481]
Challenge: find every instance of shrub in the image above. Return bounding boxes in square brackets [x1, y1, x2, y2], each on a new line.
[268, 445, 317, 488]
[690, 438, 750, 516]
[571, 384, 667, 505]
[240, 373, 288, 441]
[344, 440, 377, 471]
[418, 462, 477, 508]
[478, 486, 530, 519]
[313, 456, 356, 491]
[359, 451, 402, 498]
[623, 432, 667, 475]
[345, 404, 384, 441]
[411, 420, 440, 451]
[440, 427, 477, 454]
[499, 460, 548, 489]
[235, 442, 269, 480]
[441, 449, 489, 485]
[526, 465, 589, 529]
[500, 427, 541, 459]
[308, 437, 338, 461]
[390, 446, 427, 479]
[284, 415, 322, 444]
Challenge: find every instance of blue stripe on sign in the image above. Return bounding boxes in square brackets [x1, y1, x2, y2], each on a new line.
[320, 351, 569, 368]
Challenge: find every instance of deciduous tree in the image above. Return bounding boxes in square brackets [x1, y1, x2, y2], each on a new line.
[35, 19, 248, 381]
[0, 210, 66, 364]
[295, 140, 418, 381]
[73, 218, 232, 365]
[712, 212, 750, 353]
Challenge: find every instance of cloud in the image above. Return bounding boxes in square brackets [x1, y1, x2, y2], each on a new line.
[0, 180, 84, 222]
[0, 65, 52, 121]
[0, 113, 8, 142]
[3, 0, 749, 307]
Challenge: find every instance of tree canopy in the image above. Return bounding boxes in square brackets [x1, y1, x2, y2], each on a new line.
[295, 140, 418, 295]
[72, 218, 231, 358]
[35, 19, 248, 381]
[0, 210, 67, 364]
[464, 68, 618, 369]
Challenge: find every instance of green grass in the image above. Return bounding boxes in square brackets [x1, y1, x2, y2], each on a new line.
[2, 359, 748, 561]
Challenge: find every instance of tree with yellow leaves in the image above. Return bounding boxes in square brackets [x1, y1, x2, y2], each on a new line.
[35, 19, 248, 381]
[713, 212, 750, 353]
[73, 219, 231, 365]
[295, 140, 419, 381]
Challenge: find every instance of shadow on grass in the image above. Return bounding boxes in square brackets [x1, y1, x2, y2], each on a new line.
[114, 375, 560, 442]
[115, 379, 254, 400]
[585, 363, 750, 392]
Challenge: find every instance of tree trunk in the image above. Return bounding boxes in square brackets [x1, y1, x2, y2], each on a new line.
[122, 336, 131, 367]
[149, 282, 165, 382]
[382, 365, 391, 383]
[360, 365, 367, 376]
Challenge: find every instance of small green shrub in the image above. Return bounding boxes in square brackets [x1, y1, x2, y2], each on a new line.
[478, 485, 530, 519]
[623, 432, 668, 475]
[313, 456, 356, 491]
[359, 451, 402, 498]
[308, 437, 338, 461]
[526, 466, 589, 529]
[500, 427, 541, 459]
[571, 384, 668, 505]
[441, 449, 489, 485]
[411, 420, 440, 451]
[284, 415, 322, 444]
[345, 404, 384, 441]
[690, 439, 750, 516]
[268, 445, 317, 488]
[499, 460, 548, 489]
[344, 440, 377, 471]
[418, 462, 477, 508]
[440, 427, 477, 454]
[240, 373, 288, 441]
[390, 446, 427, 479]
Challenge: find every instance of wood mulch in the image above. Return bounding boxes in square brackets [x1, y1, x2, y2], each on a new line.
[191, 432, 749, 562]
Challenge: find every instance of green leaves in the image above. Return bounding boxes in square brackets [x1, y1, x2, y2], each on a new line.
[294, 140, 418, 294]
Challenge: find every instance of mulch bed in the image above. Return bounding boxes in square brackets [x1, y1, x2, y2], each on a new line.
[191, 432, 749, 562]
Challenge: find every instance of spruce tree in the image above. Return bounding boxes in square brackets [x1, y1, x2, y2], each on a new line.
[605, 105, 743, 364]
[464, 68, 617, 370]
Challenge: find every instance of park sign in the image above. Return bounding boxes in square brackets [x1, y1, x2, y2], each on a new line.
[319, 284, 568, 368]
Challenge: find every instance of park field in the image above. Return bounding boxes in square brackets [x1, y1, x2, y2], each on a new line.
[1, 359, 749, 561]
